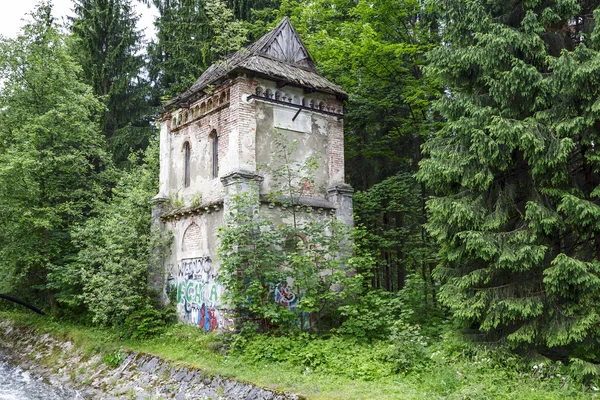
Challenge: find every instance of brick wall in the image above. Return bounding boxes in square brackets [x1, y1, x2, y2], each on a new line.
[327, 100, 345, 185]
[182, 222, 202, 252]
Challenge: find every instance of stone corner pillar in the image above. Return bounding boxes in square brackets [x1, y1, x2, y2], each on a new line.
[220, 169, 264, 215]
[220, 169, 264, 196]
[327, 183, 354, 227]
[151, 194, 169, 226]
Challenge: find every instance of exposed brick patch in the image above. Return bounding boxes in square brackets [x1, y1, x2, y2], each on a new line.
[182, 222, 202, 251]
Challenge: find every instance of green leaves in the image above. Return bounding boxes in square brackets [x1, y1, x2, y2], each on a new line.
[72, 140, 170, 326]
[149, 0, 260, 100]
[0, 2, 109, 309]
[283, 0, 440, 190]
[217, 186, 360, 332]
[71, 0, 154, 165]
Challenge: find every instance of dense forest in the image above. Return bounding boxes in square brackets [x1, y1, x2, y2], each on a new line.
[3, 0, 600, 396]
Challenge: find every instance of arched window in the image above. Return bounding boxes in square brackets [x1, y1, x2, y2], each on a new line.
[210, 131, 218, 179]
[184, 142, 191, 187]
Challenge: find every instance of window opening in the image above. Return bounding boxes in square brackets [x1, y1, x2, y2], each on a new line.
[184, 142, 191, 187]
[210, 131, 218, 179]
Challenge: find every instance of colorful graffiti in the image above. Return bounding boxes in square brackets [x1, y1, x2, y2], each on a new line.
[176, 256, 228, 331]
[271, 282, 310, 330]
[176, 260, 309, 331]
[272, 282, 299, 311]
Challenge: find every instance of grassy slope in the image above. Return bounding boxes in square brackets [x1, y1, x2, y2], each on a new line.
[0, 310, 593, 400]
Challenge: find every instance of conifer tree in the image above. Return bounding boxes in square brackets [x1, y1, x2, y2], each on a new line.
[149, 0, 273, 100]
[71, 0, 153, 164]
[418, 0, 600, 365]
[148, 0, 214, 99]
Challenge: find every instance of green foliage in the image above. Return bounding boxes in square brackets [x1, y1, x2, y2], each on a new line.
[122, 302, 176, 339]
[279, 0, 441, 300]
[338, 275, 447, 340]
[417, 0, 600, 368]
[69, 139, 172, 326]
[217, 189, 293, 329]
[190, 192, 203, 208]
[281, 0, 441, 190]
[230, 333, 400, 380]
[149, 0, 252, 99]
[388, 320, 429, 373]
[337, 290, 403, 340]
[0, 2, 109, 311]
[218, 187, 361, 332]
[218, 130, 362, 332]
[102, 348, 127, 368]
[148, 0, 215, 99]
[3, 310, 595, 399]
[205, 0, 248, 60]
[354, 173, 438, 293]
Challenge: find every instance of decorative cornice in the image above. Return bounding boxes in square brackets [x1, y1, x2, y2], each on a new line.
[220, 170, 264, 187]
[327, 183, 354, 196]
[160, 199, 224, 222]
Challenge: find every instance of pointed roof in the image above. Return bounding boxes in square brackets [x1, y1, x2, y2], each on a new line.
[165, 17, 347, 109]
[253, 16, 316, 71]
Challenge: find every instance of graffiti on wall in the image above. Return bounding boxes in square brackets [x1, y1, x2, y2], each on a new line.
[176, 256, 229, 331]
[271, 282, 299, 311]
[176, 260, 311, 331]
[270, 281, 310, 330]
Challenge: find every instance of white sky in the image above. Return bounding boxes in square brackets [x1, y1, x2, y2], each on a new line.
[0, 0, 158, 40]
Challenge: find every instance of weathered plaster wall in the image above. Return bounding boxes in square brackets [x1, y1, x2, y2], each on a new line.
[253, 79, 345, 198]
[255, 104, 330, 198]
[159, 83, 233, 205]
[0, 319, 302, 400]
[259, 203, 336, 227]
[161, 210, 225, 331]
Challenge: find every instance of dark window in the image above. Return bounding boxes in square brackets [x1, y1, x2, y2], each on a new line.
[210, 131, 218, 179]
[184, 142, 190, 187]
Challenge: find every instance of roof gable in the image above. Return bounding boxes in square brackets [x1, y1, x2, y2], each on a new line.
[255, 17, 316, 71]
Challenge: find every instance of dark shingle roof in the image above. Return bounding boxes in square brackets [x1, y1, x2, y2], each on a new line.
[165, 17, 346, 109]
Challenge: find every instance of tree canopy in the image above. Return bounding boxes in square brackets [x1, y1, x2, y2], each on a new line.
[418, 0, 600, 364]
[71, 0, 154, 164]
[0, 2, 109, 312]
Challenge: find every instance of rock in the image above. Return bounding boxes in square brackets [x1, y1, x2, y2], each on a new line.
[0, 318, 302, 400]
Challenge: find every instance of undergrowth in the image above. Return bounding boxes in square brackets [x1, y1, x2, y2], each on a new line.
[0, 310, 595, 400]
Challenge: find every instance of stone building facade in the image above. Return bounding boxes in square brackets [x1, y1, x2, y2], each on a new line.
[153, 17, 353, 330]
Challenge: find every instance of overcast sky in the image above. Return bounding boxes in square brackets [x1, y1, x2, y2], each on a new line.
[0, 0, 158, 40]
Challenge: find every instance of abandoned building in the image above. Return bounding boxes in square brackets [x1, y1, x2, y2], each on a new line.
[153, 17, 353, 331]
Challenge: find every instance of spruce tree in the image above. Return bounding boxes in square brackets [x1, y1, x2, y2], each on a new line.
[148, 0, 216, 99]
[149, 0, 272, 100]
[418, 0, 600, 366]
[71, 0, 153, 164]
